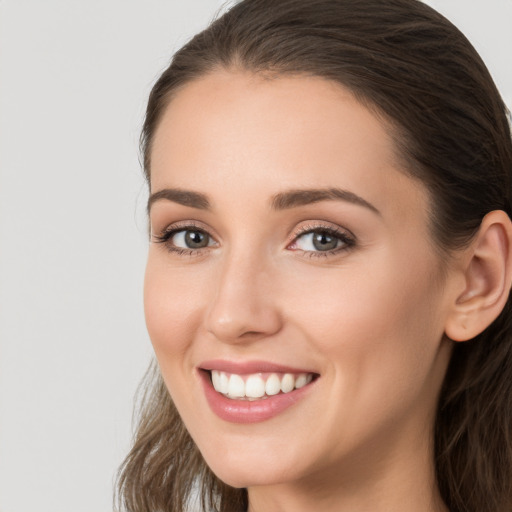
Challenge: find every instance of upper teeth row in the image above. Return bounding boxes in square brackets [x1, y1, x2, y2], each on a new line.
[211, 370, 313, 399]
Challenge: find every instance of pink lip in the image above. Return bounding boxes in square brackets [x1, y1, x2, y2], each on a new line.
[197, 361, 318, 424]
[199, 359, 314, 375]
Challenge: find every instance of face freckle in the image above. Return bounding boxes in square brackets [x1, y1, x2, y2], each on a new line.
[144, 70, 455, 493]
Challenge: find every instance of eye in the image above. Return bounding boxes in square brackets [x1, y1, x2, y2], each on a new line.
[289, 226, 355, 255]
[153, 224, 217, 254]
[172, 229, 213, 249]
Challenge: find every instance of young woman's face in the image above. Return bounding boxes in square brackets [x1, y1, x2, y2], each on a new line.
[145, 72, 457, 490]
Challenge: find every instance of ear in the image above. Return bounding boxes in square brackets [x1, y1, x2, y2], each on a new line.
[444, 210, 512, 342]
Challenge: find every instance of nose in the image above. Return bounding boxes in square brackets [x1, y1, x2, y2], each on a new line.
[204, 251, 283, 344]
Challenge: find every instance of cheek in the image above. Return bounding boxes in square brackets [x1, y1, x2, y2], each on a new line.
[289, 258, 440, 339]
[285, 252, 446, 399]
[143, 255, 206, 363]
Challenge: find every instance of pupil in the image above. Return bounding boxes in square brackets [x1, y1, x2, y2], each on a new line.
[313, 231, 337, 251]
[185, 230, 208, 248]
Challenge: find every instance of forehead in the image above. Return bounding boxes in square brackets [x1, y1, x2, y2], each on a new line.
[150, 71, 429, 225]
[152, 71, 399, 171]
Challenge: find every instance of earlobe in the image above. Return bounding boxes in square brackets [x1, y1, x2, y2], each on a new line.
[444, 210, 512, 342]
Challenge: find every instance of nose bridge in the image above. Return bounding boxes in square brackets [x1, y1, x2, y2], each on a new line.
[205, 242, 281, 342]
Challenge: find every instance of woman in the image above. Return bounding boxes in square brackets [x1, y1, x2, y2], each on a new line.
[117, 1, 512, 511]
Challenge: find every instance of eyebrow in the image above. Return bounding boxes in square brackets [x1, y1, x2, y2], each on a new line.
[147, 188, 211, 213]
[271, 188, 380, 215]
[147, 186, 380, 216]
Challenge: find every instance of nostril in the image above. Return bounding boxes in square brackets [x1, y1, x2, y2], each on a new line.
[240, 330, 265, 338]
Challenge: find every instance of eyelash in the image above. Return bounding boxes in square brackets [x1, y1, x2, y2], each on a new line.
[152, 221, 212, 257]
[290, 223, 356, 258]
[152, 222, 356, 259]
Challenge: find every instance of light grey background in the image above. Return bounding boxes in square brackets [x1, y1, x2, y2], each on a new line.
[0, 1, 510, 511]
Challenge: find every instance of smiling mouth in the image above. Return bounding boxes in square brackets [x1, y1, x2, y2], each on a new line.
[207, 370, 318, 401]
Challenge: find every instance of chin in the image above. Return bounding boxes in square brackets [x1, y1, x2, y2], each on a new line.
[208, 464, 288, 489]
[199, 444, 299, 488]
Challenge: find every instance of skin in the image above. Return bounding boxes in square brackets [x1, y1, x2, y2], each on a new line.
[144, 71, 463, 512]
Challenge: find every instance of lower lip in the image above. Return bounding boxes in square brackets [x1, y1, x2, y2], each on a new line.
[199, 370, 316, 424]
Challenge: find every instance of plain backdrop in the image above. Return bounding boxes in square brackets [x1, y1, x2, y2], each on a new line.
[0, 1, 510, 511]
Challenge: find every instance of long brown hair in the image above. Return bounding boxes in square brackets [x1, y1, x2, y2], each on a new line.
[117, 1, 512, 511]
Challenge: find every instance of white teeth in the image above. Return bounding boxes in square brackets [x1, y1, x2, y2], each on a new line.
[295, 374, 308, 389]
[211, 370, 221, 391]
[245, 375, 266, 398]
[265, 373, 281, 396]
[210, 370, 315, 400]
[227, 374, 245, 398]
[218, 371, 229, 394]
[281, 373, 295, 393]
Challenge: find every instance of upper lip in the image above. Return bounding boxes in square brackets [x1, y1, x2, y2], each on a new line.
[198, 359, 318, 375]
